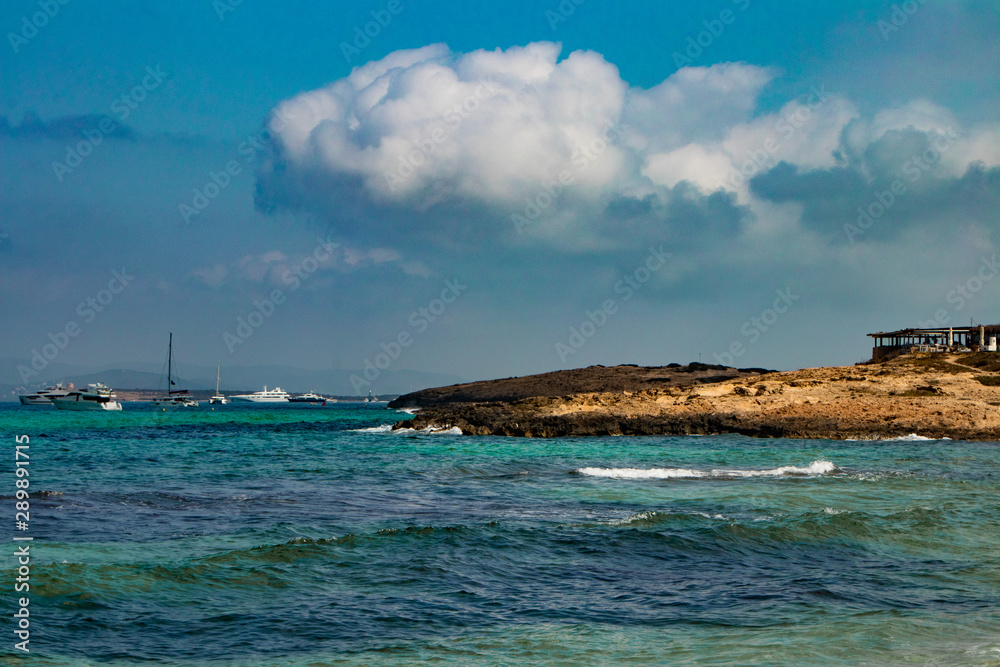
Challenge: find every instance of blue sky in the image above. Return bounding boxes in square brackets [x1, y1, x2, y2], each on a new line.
[2, 0, 999, 391]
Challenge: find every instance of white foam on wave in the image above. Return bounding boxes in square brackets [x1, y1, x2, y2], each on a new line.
[847, 433, 951, 441]
[351, 424, 394, 433]
[577, 460, 837, 479]
[353, 424, 461, 435]
[396, 407, 420, 415]
[425, 426, 462, 435]
[392, 425, 463, 435]
[609, 510, 728, 526]
[611, 510, 658, 525]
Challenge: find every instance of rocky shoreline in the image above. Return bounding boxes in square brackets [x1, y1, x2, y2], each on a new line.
[392, 355, 1000, 440]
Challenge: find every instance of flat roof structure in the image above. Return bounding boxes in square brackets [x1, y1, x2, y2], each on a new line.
[867, 325, 999, 360]
[868, 327, 979, 347]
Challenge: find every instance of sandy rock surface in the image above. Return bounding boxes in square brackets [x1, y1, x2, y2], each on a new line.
[395, 354, 1000, 439]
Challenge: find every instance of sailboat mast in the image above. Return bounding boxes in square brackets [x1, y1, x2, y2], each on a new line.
[167, 332, 173, 393]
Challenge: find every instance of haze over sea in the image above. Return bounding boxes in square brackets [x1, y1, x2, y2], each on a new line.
[4, 402, 999, 665]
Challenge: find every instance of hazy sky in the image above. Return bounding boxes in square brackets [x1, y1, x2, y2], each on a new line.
[2, 0, 998, 387]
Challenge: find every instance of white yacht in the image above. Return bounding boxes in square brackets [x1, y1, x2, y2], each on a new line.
[52, 383, 122, 411]
[151, 333, 199, 408]
[19, 383, 72, 405]
[209, 362, 227, 405]
[229, 386, 291, 403]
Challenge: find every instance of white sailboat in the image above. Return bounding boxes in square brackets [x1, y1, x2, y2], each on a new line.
[151, 333, 198, 408]
[210, 362, 227, 404]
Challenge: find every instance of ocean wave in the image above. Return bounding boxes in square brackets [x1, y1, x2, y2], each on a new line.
[393, 426, 463, 435]
[610, 510, 728, 526]
[0, 489, 65, 500]
[846, 433, 952, 441]
[352, 424, 462, 435]
[427, 426, 463, 435]
[576, 460, 837, 479]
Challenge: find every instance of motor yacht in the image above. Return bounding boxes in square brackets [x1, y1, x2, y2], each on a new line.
[18, 383, 72, 405]
[51, 383, 122, 411]
[229, 386, 291, 403]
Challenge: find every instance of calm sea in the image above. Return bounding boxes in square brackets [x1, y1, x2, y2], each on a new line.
[2, 402, 999, 665]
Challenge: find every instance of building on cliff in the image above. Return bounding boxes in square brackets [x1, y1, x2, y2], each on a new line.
[868, 324, 1000, 361]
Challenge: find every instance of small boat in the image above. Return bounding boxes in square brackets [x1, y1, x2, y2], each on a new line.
[52, 383, 122, 411]
[151, 333, 198, 408]
[210, 362, 227, 405]
[289, 392, 327, 404]
[229, 386, 291, 403]
[19, 383, 72, 405]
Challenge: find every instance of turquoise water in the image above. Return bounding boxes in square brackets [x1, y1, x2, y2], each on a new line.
[2, 402, 1000, 665]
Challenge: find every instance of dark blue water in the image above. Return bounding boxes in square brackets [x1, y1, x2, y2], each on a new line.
[3, 403, 1000, 665]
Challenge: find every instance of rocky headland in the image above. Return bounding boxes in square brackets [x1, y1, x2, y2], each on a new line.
[390, 354, 1000, 439]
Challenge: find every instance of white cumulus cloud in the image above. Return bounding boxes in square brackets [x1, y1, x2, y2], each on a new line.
[255, 42, 1000, 254]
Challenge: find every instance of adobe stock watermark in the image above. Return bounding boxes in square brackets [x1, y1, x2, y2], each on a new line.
[672, 0, 751, 68]
[726, 84, 831, 190]
[52, 65, 170, 182]
[7, 0, 71, 54]
[555, 247, 671, 362]
[878, 0, 930, 40]
[179, 103, 299, 224]
[340, 0, 407, 63]
[712, 288, 800, 366]
[12, 434, 32, 654]
[843, 128, 957, 244]
[383, 76, 501, 192]
[916, 255, 1000, 329]
[223, 236, 340, 353]
[545, 0, 585, 30]
[513, 120, 626, 234]
[16, 268, 135, 383]
[350, 278, 468, 393]
[213, 0, 244, 21]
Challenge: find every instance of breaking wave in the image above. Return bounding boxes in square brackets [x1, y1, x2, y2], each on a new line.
[351, 425, 394, 433]
[396, 426, 463, 435]
[576, 460, 837, 479]
[846, 434, 952, 441]
[352, 424, 463, 435]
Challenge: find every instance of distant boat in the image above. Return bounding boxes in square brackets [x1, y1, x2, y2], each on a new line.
[52, 383, 122, 411]
[229, 386, 291, 403]
[19, 383, 72, 405]
[210, 362, 227, 405]
[151, 333, 198, 408]
[289, 392, 326, 404]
